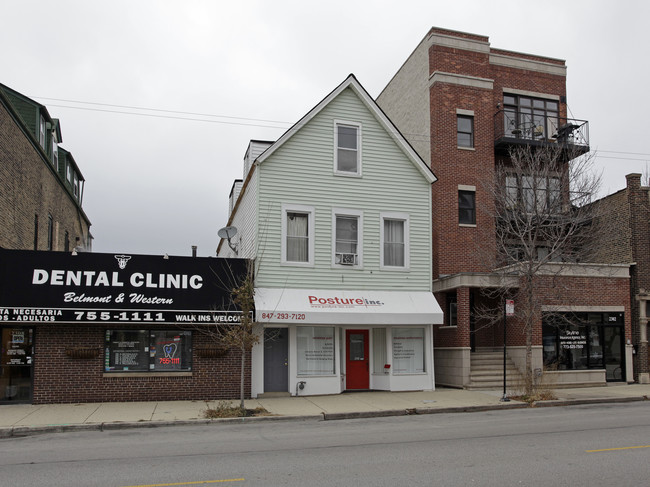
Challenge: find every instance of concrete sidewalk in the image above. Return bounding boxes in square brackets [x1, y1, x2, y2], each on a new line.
[1, 384, 649, 438]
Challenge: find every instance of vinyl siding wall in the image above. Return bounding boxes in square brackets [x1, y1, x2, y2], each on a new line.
[255, 88, 432, 291]
[220, 168, 259, 260]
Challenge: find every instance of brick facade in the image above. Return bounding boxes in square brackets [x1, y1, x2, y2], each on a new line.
[380, 27, 633, 386]
[0, 89, 91, 251]
[592, 174, 650, 382]
[32, 325, 250, 404]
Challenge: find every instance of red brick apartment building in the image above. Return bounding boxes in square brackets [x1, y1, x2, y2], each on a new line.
[378, 28, 632, 388]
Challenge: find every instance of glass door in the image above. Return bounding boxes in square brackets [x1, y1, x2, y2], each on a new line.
[603, 326, 624, 381]
[1, 327, 34, 403]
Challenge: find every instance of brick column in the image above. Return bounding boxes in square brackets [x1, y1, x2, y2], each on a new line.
[627, 174, 650, 381]
[457, 287, 471, 349]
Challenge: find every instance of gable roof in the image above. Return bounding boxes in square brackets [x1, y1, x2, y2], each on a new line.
[256, 74, 436, 183]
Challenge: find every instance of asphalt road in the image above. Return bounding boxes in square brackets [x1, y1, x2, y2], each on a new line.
[1, 402, 649, 486]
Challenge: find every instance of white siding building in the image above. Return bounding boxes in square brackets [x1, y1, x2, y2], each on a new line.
[219, 75, 443, 397]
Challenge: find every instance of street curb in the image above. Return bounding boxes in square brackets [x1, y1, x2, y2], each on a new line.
[1, 396, 647, 438]
[531, 396, 647, 408]
[0, 414, 324, 438]
[322, 402, 529, 420]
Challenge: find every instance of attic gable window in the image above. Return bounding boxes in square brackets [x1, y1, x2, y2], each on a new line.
[51, 134, 58, 168]
[39, 115, 46, 147]
[334, 121, 361, 176]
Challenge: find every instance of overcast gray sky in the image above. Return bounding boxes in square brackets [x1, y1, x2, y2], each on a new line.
[3, 0, 649, 257]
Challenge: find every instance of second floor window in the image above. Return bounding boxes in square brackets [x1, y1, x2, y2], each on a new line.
[334, 215, 359, 266]
[335, 122, 361, 175]
[282, 204, 315, 267]
[381, 213, 409, 269]
[287, 212, 309, 262]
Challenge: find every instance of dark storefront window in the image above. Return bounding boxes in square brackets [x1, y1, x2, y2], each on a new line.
[104, 330, 192, 372]
[542, 312, 624, 381]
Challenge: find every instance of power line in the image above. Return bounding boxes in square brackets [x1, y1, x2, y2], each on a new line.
[45, 104, 292, 130]
[33, 95, 292, 125]
[33, 95, 650, 161]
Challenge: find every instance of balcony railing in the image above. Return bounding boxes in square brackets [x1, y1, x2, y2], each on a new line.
[494, 110, 589, 154]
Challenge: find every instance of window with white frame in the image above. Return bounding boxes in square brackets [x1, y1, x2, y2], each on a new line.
[334, 121, 361, 175]
[373, 328, 387, 374]
[281, 204, 315, 266]
[392, 328, 425, 374]
[333, 209, 362, 266]
[297, 326, 335, 376]
[380, 212, 409, 269]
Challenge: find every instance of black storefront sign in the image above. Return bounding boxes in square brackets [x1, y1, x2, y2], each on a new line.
[0, 248, 249, 324]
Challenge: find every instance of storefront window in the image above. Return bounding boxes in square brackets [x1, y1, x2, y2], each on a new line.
[542, 313, 624, 380]
[392, 328, 425, 374]
[105, 330, 192, 372]
[372, 328, 387, 374]
[297, 326, 335, 376]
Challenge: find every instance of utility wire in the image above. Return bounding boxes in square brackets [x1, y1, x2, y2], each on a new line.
[35, 96, 290, 125]
[45, 104, 292, 130]
[33, 96, 650, 159]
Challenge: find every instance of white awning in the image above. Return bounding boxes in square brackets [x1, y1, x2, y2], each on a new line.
[254, 288, 443, 325]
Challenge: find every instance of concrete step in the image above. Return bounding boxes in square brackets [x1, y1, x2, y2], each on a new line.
[468, 351, 523, 391]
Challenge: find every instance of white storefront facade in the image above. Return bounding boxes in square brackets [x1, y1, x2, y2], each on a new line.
[252, 289, 442, 397]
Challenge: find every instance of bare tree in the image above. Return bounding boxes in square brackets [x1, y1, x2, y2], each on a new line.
[479, 143, 604, 396]
[188, 260, 259, 412]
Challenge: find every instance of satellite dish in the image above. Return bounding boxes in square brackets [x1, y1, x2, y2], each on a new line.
[217, 226, 238, 239]
[218, 226, 239, 254]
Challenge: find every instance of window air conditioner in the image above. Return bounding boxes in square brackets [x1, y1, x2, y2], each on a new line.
[337, 253, 357, 265]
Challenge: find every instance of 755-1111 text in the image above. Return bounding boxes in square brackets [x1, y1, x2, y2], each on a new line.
[74, 311, 166, 321]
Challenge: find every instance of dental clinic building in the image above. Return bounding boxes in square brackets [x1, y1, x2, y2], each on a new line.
[0, 248, 248, 404]
[218, 75, 444, 397]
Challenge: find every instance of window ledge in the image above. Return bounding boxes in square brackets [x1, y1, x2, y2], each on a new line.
[297, 374, 337, 378]
[459, 223, 477, 228]
[334, 171, 362, 178]
[280, 261, 315, 268]
[438, 326, 458, 330]
[379, 266, 410, 272]
[457, 146, 475, 151]
[103, 372, 193, 378]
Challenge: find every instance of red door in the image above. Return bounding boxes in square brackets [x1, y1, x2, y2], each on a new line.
[346, 330, 369, 390]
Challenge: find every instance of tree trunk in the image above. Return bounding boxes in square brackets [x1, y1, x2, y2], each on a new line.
[240, 344, 246, 411]
[524, 276, 534, 396]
